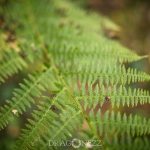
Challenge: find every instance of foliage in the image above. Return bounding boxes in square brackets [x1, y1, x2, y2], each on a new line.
[0, 0, 150, 149]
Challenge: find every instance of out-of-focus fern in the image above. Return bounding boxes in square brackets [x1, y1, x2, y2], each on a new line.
[0, 51, 27, 84]
[0, 0, 150, 149]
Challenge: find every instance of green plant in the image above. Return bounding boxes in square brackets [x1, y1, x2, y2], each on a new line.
[0, 0, 150, 149]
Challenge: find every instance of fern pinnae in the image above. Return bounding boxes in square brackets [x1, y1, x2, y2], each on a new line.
[104, 133, 150, 150]
[89, 110, 150, 136]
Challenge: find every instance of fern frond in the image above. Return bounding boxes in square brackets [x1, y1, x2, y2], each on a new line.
[50, 35, 141, 64]
[63, 65, 150, 86]
[16, 90, 82, 149]
[0, 67, 61, 130]
[76, 84, 150, 108]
